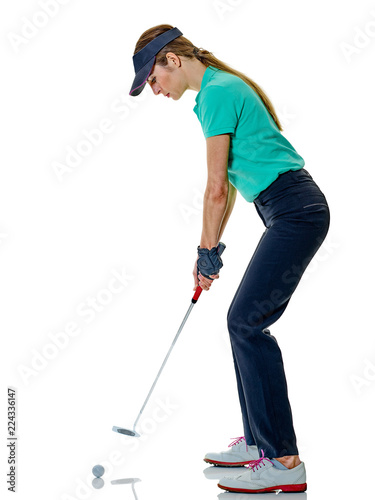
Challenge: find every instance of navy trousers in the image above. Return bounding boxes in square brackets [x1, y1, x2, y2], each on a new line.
[227, 168, 330, 458]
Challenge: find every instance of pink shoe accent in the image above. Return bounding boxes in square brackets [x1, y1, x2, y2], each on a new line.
[228, 436, 248, 452]
[245, 449, 272, 470]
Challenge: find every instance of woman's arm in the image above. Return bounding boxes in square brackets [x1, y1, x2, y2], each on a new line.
[217, 180, 237, 242]
[196, 134, 236, 291]
[200, 134, 233, 249]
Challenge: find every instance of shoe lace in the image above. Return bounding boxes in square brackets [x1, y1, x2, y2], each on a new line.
[228, 436, 248, 452]
[245, 449, 272, 470]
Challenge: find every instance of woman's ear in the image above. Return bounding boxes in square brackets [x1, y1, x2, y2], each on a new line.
[166, 52, 181, 67]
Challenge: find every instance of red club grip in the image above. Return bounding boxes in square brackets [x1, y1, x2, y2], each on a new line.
[192, 286, 203, 303]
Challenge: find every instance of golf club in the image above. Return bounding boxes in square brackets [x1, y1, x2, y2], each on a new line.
[112, 242, 226, 437]
[111, 478, 141, 500]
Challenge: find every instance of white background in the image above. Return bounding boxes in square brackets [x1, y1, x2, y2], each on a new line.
[1, 0, 374, 499]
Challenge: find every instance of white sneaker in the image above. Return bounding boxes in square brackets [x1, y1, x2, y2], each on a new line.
[218, 451, 307, 493]
[204, 436, 259, 467]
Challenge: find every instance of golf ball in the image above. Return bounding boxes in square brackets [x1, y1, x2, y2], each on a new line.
[92, 465, 105, 478]
[92, 477, 104, 489]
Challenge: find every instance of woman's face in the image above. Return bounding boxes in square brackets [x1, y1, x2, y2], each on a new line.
[147, 57, 187, 100]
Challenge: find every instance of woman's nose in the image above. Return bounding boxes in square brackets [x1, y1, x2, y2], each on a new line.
[149, 82, 161, 96]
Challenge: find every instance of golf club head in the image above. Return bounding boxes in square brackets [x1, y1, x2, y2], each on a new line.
[111, 478, 141, 485]
[112, 426, 140, 437]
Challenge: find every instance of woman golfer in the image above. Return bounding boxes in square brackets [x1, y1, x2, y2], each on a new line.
[129, 25, 330, 494]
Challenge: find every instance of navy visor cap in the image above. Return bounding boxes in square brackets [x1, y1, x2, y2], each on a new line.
[129, 27, 183, 96]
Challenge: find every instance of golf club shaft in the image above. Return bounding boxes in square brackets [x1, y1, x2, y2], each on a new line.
[114, 242, 226, 436]
[133, 299, 196, 431]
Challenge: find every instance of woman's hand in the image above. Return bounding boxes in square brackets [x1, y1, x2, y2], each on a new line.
[193, 256, 219, 291]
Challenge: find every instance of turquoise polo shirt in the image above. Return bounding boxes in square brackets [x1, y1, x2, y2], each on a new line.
[193, 66, 305, 202]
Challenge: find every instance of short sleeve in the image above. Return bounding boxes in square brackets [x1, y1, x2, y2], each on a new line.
[199, 85, 238, 139]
